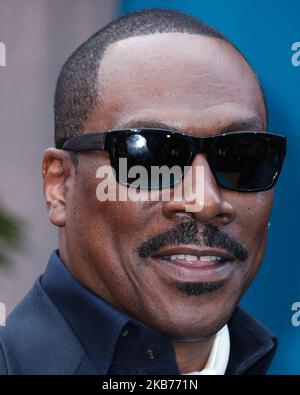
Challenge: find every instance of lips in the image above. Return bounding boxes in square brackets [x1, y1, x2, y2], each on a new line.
[150, 246, 236, 282]
[152, 247, 235, 266]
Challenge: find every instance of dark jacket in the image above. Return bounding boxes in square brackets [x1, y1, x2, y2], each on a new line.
[0, 279, 276, 375]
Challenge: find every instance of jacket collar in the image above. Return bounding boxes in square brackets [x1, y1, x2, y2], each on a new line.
[226, 307, 277, 375]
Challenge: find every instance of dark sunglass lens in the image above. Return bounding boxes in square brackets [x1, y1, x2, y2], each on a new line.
[112, 131, 191, 189]
[209, 134, 283, 191]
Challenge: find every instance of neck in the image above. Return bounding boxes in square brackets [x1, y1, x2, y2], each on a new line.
[172, 336, 215, 374]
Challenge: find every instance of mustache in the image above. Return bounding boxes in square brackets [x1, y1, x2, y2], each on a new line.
[137, 220, 249, 262]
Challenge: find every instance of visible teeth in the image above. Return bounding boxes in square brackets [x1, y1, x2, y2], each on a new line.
[200, 255, 222, 262]
[170, 254, 186, 260]
[185, 255, 198, 261]
[169, 254, 222, 262]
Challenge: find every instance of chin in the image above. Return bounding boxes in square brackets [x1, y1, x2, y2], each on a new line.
[143, 294, 238, 342]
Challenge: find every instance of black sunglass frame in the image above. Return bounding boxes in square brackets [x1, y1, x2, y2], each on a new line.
[62, 128, 286, 192]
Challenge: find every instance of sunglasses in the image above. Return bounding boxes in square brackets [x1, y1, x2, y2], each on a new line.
[62, 128, 286, 192]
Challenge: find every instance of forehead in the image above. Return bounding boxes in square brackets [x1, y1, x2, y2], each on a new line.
[85, 32, 266, 134]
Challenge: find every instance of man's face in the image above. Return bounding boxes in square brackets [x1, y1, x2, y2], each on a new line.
[51, 33, 272, 340]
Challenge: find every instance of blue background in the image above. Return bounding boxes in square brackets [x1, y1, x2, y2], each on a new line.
[119, 0, 300, 374]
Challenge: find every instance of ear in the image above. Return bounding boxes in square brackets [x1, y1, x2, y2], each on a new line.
[42, 148, 74, 227]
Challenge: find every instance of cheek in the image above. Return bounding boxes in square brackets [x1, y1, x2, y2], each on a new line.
[239, 191, 273, 233]
[234, 190, 274, 282]
[71, 158, 155, 250]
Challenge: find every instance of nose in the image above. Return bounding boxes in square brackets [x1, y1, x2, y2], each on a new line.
[162, 154, 236, 226]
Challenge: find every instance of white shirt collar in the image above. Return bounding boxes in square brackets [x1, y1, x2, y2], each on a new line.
[183, 324, 230, 375]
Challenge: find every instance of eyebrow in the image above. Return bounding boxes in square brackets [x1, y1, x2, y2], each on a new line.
[120, 117, 266, 134]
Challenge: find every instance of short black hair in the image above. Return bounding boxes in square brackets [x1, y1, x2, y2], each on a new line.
[54, 7, 266, 149]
